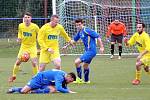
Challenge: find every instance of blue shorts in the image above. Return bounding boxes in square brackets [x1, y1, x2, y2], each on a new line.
[80, 51, 96, 64]
[27, 73, 51, 90]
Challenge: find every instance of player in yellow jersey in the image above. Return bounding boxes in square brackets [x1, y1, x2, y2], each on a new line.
[8, 12, 39, 82]
[38, 15, 73, 71]
[125, 23, 150, 85]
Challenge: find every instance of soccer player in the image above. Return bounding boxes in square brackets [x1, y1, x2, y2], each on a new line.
[125, 23, 150, 85]
[7, 69, 76, 94]
[106, 19, 127, 59]
[38, 15, 73, 71]
[63, 18, 104, 83]
[8, 12, 39, 83]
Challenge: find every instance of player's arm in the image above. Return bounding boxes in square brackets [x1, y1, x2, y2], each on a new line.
[137, 35, 150, 61]
[55, 74, 70, 93]
[122, 23, 127, 36]
[97, 36, 104, 54]
[17, 24, 22, 43]
[106, 24, 112, 38]
[62, 31, 80, 49]
[124, 33, 136, 46]
[37, 26, 49, 51]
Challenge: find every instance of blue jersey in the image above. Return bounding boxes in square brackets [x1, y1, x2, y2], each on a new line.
[31, 69, 69, 93]
[74, 27, 100, 52]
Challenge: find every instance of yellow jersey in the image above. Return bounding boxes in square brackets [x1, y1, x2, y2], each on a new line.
[128, 31, 150, 56]
[18, 22, 39, 48]
[38, 23, 71, 50]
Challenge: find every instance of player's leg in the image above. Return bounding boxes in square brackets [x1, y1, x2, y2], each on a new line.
[83, 63, 90, 83]
[7, 87, 23, 94]
[142, 57, 150, 75]
[39, 49, 50, 71]
[132, 60, 144, 85]
[51, 50, 61, 70]
[117, 35, 123, 59]
[74, 57, 82, 80]
[8, 48, 23, 82]
[31, 58, 38, 75]
[30, 46, 38, 74]
[31, 86, 56, 94]
[110, 34, 116, 59]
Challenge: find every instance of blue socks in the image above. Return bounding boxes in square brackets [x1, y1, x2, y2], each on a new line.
[76, 66, 82, 79]
[84, 68, 89, 82]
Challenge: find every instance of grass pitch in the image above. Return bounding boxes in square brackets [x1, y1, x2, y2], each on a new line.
[0, 48, 150, 100]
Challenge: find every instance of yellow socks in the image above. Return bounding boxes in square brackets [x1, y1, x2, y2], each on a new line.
[135, 70, 141, 80]
[12, 65, 20, 77]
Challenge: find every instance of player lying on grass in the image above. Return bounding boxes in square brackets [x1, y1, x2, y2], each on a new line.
[124, 23, 150, 85]
[7, 69, 76, 94]
[62, 18, 104, 83]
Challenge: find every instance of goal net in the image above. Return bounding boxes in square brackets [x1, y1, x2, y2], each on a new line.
[55, 0, 150, 55]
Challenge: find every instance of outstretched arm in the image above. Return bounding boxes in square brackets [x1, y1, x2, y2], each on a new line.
[97, 37, 104, 54]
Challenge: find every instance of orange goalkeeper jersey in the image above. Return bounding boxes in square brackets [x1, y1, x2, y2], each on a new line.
[106, 21, 127, 37]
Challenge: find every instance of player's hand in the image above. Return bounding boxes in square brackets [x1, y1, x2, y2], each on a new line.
[137, 54, 142, 62]
[99, 47, 104, 54]
[105, 37, 111, 43]
[69, 90, 77, 93]
[16, 38, 22, 43]
[47, 48, 54, 54]
[123, 37, 129, 46]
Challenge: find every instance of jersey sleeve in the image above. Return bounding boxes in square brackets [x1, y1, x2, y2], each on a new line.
[84, 28, 100, 38]
[122, 23, 127, 36]
[127, 33, 136, 46]
[35, 24, 40, 35]
[144, 34, 150, 51]
[55, 74, 69, 93]
[38, 26, 48, 50]
[18, 24, 22, 39]
[73, 32, 80, 42]
[59, 25, 71, 42]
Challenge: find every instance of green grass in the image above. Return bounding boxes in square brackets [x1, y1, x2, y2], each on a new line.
[0, 49, 150, 100]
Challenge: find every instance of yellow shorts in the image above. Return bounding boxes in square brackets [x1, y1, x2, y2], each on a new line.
[39, 49, 60, 64]
[18, 45, 37, 59]
[141, 56, 150, 66]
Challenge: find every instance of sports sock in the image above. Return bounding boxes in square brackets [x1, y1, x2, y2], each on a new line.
[84, 68, 89, 82]
[111, 44, 114, 55]
[76, 66, 82, 79]
[32, 66, 38, 75]
[135, 70, 141, 80]
[12, 64, 20, 77]
[31, 87, 50, 94]
[118, 46, 122, 56]
[12, 87, 22, 93]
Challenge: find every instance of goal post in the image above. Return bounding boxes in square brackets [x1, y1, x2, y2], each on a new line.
[54, 0, 150, 56]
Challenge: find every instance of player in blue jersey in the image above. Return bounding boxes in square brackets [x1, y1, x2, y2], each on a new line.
[7, 69, 76, 94]
[63, 18, 104, 83]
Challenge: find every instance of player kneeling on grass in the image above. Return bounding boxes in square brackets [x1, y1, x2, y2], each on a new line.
[124, 23, 150, 85]
[7, 69, 76, 94]
[62, 18, 104, 83]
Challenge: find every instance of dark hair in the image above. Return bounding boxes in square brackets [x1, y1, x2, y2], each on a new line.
[137, 22, 145, 28]
[68, 72, 76, 81]
[51, 15, 59, 19]
[75, 18, 84, 23]
[24, 12, 32, 17]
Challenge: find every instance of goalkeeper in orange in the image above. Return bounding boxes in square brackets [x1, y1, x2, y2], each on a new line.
[8, 12, 39, 82]
[38, 15, 73, 71]
[125, 23, 150, 85]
